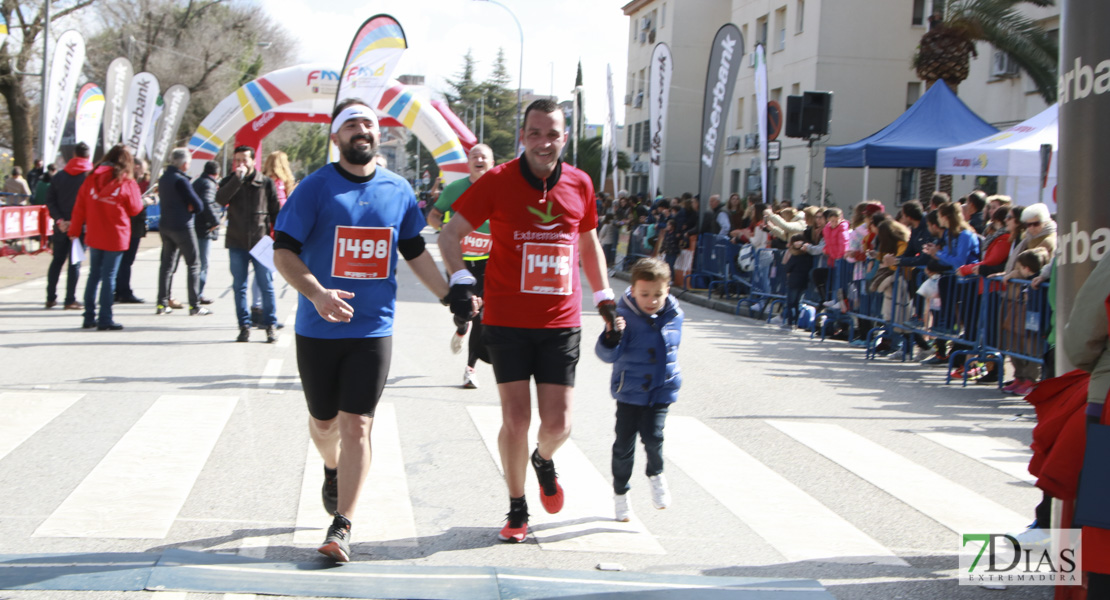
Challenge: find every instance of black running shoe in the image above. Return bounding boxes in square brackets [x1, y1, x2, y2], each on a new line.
[531, 448, 564, 514]
[318, 514, 351, 562]
[322, 467, 338, 516]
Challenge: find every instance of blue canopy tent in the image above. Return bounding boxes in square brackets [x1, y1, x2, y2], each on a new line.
[823, 81, 998, 201]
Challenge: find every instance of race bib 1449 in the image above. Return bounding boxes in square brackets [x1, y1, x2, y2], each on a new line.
[332, 226, 393, 280]
[521, 242, 573, 295]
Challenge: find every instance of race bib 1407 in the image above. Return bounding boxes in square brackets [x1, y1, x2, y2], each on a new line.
[520, 242, 573, 295]
[332, 226, 393, 280]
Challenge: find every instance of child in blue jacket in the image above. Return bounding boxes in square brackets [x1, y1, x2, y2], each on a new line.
[596, 257, 684, 522]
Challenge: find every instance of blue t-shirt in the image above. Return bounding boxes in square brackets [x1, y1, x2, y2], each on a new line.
[274, 164, 425, 339]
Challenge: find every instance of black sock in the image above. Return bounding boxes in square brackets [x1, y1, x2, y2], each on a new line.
[324, 466, 337, 478]
[509, 495, 527, 513]
[531, 448, 551, 468]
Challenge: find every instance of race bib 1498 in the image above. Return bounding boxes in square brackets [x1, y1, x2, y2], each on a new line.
[520, 242, 573, 295]
[332, 226, 393, 280]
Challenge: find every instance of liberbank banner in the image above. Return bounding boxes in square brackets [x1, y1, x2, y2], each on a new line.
[122, 72, 160, 160]
[150, 84, 191, 176]
[102, 58, 134, 154]
[648, 42, 672, 199]
[1056, 0, 1110, 371]
[698, 24, 743, 202]
[42, 30, 85, 164]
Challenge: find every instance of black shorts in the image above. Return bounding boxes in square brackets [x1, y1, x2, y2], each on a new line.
[482, 325, 580, 386]
[296, 334, 392, 420]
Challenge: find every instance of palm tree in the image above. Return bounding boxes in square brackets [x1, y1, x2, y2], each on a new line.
[576, 136, 629, 191]
[913, 0, 1058, 103]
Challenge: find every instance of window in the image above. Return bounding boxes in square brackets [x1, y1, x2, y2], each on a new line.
[757, 16, 768, 47]
[736, 97, 745, 130]
[641, 119, 651, 151]
[796, 0, 804, 33]
[772, 87, 783, 105]
[791, 82, 801, 96]
[782, 166, 795, 202]
[661, 3, 666, 28]
[906, 81, 922, 109]
[751, 94, 759, 130]
[633, 122, 642, 153]
[730, 169, 741, 195]
[912, 0, 926, 26]
[775, 7, 787, 51]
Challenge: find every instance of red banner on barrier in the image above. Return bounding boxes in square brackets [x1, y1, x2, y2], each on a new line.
[0, 206, 49, 241]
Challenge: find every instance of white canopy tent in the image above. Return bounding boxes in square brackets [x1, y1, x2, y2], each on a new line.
[936, 104, 1057, 210]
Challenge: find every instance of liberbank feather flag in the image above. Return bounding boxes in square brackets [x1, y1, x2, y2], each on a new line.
[122, 72, 160, 160]
[102, 58, 134, 153]
[0, 14, 8, 50]
[74, 83, 105, 150]
[42, 30, 86, 164]
[698, 24, 744, 202]
[145, 95, 165, 164]
[601, 64, 615, 193]
[754, 43, 768, 199]
[150, 85, 190, 176]
[648, 42, 672, 199]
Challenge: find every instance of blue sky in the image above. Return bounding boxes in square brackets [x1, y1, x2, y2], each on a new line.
[263, 0, 630, 125]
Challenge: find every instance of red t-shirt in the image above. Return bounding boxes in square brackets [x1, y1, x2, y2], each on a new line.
[454, 158, 597, 329]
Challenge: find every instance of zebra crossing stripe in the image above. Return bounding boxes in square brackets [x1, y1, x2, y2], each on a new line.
[258, 359, 282, 388]
[768, 421, 1030, 535]
[666, 417, 907, 566]
[0, 392, 83, 461]
[33, 395, 238, 539]
[916, 431, 1036, 484]
[292, 403, 418, 546]
[275, 313, 295, 348]
[467, 406, 665, 555]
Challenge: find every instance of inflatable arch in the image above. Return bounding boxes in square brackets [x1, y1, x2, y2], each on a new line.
[186, 63, 477, 182]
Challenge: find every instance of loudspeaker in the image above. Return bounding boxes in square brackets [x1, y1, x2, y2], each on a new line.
[801, 91, 832, 136]
[784, 95, 803, 138]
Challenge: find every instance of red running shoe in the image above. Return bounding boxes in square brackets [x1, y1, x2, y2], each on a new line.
[498, 500, 529, 543]
[531, 448, 564, 514]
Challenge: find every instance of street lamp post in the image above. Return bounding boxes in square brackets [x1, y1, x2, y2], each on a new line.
[472, 0, 522, 154]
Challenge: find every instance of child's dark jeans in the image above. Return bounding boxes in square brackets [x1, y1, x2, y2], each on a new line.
[612, 402, 669, 495]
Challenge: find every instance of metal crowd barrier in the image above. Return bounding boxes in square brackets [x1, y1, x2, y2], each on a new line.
[1, 204, 50, 257]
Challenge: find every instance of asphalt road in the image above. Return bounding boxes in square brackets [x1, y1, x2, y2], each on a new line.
[0, 230, 1054, 600]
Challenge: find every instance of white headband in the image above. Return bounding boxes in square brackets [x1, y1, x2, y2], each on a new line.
[331, 105, 379, 134]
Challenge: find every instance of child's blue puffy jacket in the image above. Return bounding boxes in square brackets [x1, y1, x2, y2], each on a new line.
[595, 288, 683, 406]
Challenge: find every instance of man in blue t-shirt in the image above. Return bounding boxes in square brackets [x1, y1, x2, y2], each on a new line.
[273, 99, 453, 562]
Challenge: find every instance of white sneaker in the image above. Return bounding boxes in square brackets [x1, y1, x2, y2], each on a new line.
[450, 331, 465, 354]
[1011, 525, 1050, 548]
[648, 474, 670, 509]
[767, 315, 783, 325]
[614, 493, 632, 522]
[463, 366, 478, 389]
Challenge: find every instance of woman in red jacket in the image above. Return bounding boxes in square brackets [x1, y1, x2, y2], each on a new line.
[69, 145, 144, 330]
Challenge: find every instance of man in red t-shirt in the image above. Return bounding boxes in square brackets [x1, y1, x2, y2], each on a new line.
[439, 99, 617, 543]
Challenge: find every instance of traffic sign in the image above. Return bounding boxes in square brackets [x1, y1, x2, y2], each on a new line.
[766, 100, 783, 142]
[768, 140, 781, 161]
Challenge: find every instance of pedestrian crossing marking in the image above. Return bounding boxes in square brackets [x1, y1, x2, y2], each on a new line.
[33, 395, 239, 539]
[257, 359, 282, 388]
[768, 421, 1029, 535]
[274, 312, 295, 348]
[467, 406, 665, 555]
[293, 403, 418, 546]
[916, 431, 1036, 484]
[0, 392, 83, 461]
[236, 535, 269, 559]
[666, 417, 907, 566]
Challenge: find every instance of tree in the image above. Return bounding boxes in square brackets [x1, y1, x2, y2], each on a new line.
[0, 0, 99, 171]
[576, 135, 629, 191]
[282, 122, 328, 180]
[913, 0, 1058, 103]
[83, 0, 294, 161]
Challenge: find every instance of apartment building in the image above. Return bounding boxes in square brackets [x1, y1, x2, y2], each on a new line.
[621, 0, 1058, 207]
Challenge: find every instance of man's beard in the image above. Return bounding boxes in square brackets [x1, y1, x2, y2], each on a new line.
[341, 134, 377, 166]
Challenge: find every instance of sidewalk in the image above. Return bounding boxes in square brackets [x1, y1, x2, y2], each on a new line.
[0, 235, 163, 289]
